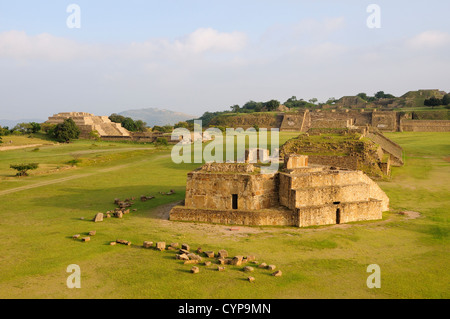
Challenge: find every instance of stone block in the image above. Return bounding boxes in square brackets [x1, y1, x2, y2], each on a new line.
[218, 250, 228, 258]
[191, 266, 200, 274]
[156, 242, 166, 251]
[93, 213, 103, 222]
[143, 241, 153, 248]
[272, 270, 282, 277]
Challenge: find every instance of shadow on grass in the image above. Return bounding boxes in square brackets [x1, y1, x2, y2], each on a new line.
[176, 269, 194, 274]
[29, 185, 185, 221]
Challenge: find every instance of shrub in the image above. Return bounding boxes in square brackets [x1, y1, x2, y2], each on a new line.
[67, 159, 82, 166]
[51, 119, 80, 143]
[89, 130, 101, 141]
[0, 126, 11, 136]
[10, 163, 39, 176]
[154, 137, 169, 147]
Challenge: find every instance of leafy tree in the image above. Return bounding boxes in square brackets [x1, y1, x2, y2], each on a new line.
[121, 117, 138, 131]
[41, 123, 56, 133]
[29, 122, 41, 133]
[10, 163, 39, 176]
[264, 99, 280, 111]
[242, 100, 263, 111]
[424, 97, 442, 107]
[51, 118, 80, 143]
[0, 136, 2, 144]
[109, 114, 147, 132]
[230, 104, 240, 113]
[135, 120, 147, 132]
[308, 98, 318, 105]
[109, 113, 126, 123]
[152, 125, 173, 133]
[374, 91, 395, 99]
[0, 126, 11, 136]
[174, 121, 189, 129]
[357, 93, 368, 101]
[326, 97, 337, 104]
[12, 123, 31, 134]
[442, 94, 450, 106]
[174, 121, 195, 130]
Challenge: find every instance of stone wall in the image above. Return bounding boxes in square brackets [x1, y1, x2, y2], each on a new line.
[359, 173, 390, 211]
[309, 110, 372, 127]
[400, 120, 450, 132]
[184, 170, 279, 211]
[365, 131, 403, 166]
[310, 119, 352, 129]
[297, 200, 382, 227]
[170, 206, 296, 226]
[371, 112, 398, 131]
[280, 113, 306, 131]
[293, 183, 370, 207]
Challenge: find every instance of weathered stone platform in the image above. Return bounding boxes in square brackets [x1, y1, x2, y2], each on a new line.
[170, 155, 389, 227]
[46, 112, 131, 138]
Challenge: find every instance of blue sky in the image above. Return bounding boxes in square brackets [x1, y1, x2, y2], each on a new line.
[0, 0, 449, 119]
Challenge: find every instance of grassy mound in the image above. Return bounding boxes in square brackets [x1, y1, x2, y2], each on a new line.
[280, 133, 385, 178]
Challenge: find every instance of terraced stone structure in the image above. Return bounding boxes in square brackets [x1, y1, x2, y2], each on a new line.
[170, 155, 389, 227]
[46, 112, 131, 138]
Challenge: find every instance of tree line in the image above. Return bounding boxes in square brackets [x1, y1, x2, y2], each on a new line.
[424, 94, 450, 107]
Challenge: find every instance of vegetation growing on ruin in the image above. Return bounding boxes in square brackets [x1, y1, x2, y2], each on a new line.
[280, 133, 386, 178]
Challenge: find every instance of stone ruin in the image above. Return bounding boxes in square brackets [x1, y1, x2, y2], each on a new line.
[46, 112, 131, 139]
[170, 155, 389, 227]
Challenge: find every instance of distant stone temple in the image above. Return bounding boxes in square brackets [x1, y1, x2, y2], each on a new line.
[170, 155, 389, 227]
[46, 112, 131, 138]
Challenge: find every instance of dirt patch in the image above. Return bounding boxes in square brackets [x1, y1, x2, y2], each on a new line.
[398, 211, 421, 220]
[154, 201, 182, 220]
[0, 144, 45, 151]
[444, 157, 450, 162]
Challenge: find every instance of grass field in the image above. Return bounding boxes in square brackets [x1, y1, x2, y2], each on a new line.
[0, 132, 448, 299]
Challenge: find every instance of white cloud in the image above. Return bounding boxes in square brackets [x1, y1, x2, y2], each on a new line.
[407, 31, 450, 49]
[174, 28, 247, 54]
[292, 17, 346, 38]
[0, 28, 247, 63]
[0, 30, 99, 62]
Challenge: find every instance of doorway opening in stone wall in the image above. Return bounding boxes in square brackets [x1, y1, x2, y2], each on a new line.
[336, 208, 341, 224]
[232, 194, 238, 210]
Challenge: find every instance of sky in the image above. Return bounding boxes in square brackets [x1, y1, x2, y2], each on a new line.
[0, 0, 449, 120]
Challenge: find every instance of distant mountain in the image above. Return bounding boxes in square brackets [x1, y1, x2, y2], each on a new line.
[118, 108, 197, 127]
[0, 118, 45, 128]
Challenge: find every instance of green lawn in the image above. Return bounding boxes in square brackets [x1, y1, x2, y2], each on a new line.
[0, 132, 448, 298]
